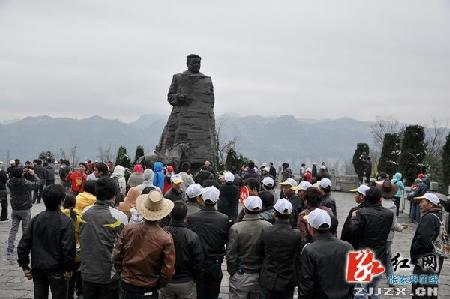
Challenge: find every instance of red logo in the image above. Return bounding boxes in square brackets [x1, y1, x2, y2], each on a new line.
[346, 250, 385, 283]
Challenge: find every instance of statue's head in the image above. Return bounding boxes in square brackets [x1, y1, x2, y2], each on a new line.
[187, 54, 201, 73]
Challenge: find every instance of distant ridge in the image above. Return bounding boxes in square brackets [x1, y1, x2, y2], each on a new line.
[0, 114, 372, 165]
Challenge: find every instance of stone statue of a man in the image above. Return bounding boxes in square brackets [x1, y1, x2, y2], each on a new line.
[157, 54, 218, 171]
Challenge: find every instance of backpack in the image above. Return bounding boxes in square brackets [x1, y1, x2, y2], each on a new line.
[430, 211, 450, 258]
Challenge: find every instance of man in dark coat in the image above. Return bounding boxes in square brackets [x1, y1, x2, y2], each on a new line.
[351, 187, 393, 297]
[410, 193, 443, 299]
[341, 184, 370, 247]
[44, 160, 55, 186]
[260, 198, 301, 299]
[6, 167, 39, 255]
[0, 166, 8, 221]
[164, 174, 184, 202]
[218, 172, 240, 223]
[32, 160, 46, 204]
[18, 184, 75, 298]
[162, 201, 204, 299]
[187, 187, 230, 299]
[298, 208, 354, 299]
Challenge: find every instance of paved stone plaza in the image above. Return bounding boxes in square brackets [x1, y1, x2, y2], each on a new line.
[0, 192, 449, 298]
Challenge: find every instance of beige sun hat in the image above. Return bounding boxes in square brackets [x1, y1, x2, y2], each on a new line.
[136, 189, 174, 221]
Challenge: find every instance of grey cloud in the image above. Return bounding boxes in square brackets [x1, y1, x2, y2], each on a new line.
[0, 0, 449, 123]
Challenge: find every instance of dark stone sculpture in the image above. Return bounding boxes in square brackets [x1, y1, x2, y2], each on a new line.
[156, 54, 218, 171]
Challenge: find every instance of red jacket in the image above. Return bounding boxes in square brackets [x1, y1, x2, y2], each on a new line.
[66, 172, 86, 193]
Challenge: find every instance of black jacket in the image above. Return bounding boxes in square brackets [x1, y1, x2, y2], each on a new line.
[187, 205, 230, 259]
[260, 219, 302, 291]
[218, 182, 240, 222]
[194, 170, 213, 186]
[8, 176, 39, 210]
[17, 210, 75, 272]
[341, 201, 369, 247]
[410, 208, 441, 264]
[269, 166, 277, 179]
[44, 164, 55, 185]
[298, 232, 354, 299]
[164, 221, 204, 282]
[164, 187, 183, 202]
[242, 169, 260, 182]
[287, 193, 303, 229]
[0, 169, 7, 190]
[34, 165, 46, 180]
[351, 202, 394, 265]
[322, 193, 337, 218]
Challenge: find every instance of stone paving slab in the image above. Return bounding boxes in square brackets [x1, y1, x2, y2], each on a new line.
[1, 192, 449, 298]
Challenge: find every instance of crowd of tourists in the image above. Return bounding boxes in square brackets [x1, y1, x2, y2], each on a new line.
[0, 158, 447, 299]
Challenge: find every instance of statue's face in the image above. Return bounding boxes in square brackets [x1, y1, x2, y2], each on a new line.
[187, 58, 201, 73]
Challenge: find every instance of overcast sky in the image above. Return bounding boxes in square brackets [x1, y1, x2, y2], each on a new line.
[1, 0, 449, 124]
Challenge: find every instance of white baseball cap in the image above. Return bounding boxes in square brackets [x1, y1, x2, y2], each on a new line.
[350, 184, 370, 196]
[274, 198, 292, 215]
[299, 181, 312, 190]
[186, 184, 203, 199]
[415, 193, 440, 205]
[305, 208, 331, 230]
[224, 172, 235, 183]
[201, 186, 220, 203]
[306, 167, 312, 172]
[280, 178, 298, 187]
[319, 178, 332, 189]
[244, 196, 262, 211]
[262, 177, 274, 187]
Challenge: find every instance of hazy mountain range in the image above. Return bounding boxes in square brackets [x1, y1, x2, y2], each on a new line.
[0, 114, 372, 167]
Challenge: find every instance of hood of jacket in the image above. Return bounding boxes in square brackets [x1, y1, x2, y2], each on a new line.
[154, 161, 164, 172]
[392, 172, 402, 182]
[111, 165, 125, 178]
[143, 169, 155, 183]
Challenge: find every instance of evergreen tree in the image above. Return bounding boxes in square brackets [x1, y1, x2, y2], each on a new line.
[134, 145, 145, 164]
[399, 125, 426, 185]
[442, 132, 450, 194]
[352, 143, 370, 176]
[225, 148, 250, 171]
[115, 146, 131, 169]
[378, 133, 401, 177]
[225, 148, 239, 170]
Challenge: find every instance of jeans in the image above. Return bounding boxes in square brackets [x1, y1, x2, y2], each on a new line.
[196, 258, 223, 299]
[354, 275, 382, 299]
[7, 209, 31, 254]
[33, 270, 68, 299]
[385, 241, 393, 282]
[160, 280, 196, 299]
[121, 281, 158, 299]
[410, 201, 421, 223]
[33, 184, 44, 203]
[83, 280, 119, 299]
[0, 190, 7, 220]
[229, 272, 261, 299]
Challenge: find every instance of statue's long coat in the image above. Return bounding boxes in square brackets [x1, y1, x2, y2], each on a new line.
[157, 70, 218, 168]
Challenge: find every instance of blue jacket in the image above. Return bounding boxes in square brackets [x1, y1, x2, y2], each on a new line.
[153, 162, 165, 191]
[391, 172, 404, 198]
